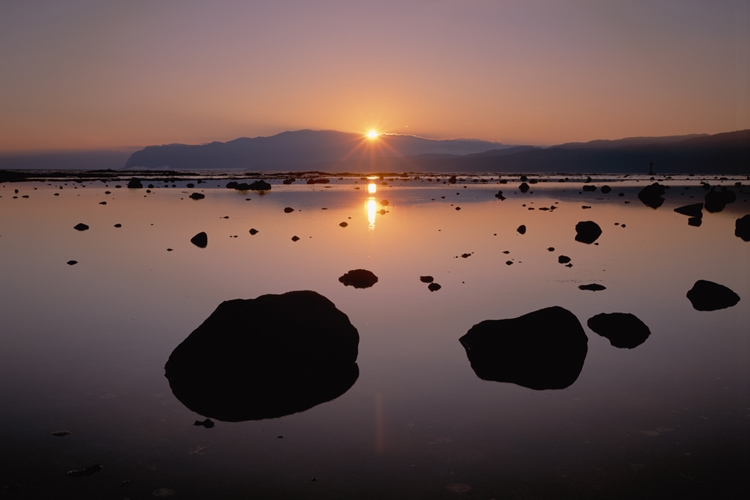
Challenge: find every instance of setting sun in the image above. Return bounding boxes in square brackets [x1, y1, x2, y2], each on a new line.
[366, 129, 379, 139]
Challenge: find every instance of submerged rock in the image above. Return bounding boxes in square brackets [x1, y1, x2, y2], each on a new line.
[686, 280, 740, 311]
[587, 312, 651, 348]
[165, 291, 359, 421]
[735, 214, 750, 241]
[190, 232, 208, 248]
[638, 183, 666, 208]
[575, 221, 602, 244]
[459, 306, 588, 390]
[339, 269, 378, 289]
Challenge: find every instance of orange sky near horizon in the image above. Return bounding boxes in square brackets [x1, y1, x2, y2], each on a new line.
[0, 0, 748, 152]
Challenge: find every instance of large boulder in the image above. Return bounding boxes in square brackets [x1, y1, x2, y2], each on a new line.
[735, 214, 750, 241]
[575, 221, 602, 244]
[586, 312, 651, 349]
[637, 183, 666, 209]
[704, 188, 736, 213]
[686, 280, 740, 311]
[165, 291, 359, 421]
[459, 306, 588, 390]
[339, 269, 378, 289]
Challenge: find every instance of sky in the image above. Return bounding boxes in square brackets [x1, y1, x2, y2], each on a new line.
[1, 0, 748, 152]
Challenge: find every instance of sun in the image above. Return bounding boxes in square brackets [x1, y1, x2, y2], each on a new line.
[366, 129, 379, 139]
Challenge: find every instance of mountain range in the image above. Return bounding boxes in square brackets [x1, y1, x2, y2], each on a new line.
[122, 129, 749, 174]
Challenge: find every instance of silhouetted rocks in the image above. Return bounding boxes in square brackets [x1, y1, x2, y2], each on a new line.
[558, 255, 571, 264]
[339, 269, 378, 289]
[189, 192, 205, 200]
[674, 203, 703, 218]
[165, 290, 359, 421]
[587, 312, 651, 348]
[494, 191, 506, 200]
[704, 188, 736, 213]
[67, 260, 78, 266]
[249, 228, 259, 235]
[686, 280, 740, 311]
[736, 214, 750, 241]
[517, 225, 526, 235]
[291, 235, 300, 242]
[600, 185, 612, 194]
[420, 276, 434, 283]
[190, 232, 208, 248]
[127, 178, 143, 189]
[582, 185, 596, 192]
[519, 182, 530, 193]
[73, 223, 89, 231]
[282, 177, 295, 184]
[575, 221, 602, 244]
[688, 217, 702, 227]
[339, 222, 348, 227]
[249, 180, 271, 191]
[428, 282, 441, 292]
[579, 284, 606, 291]
[638, 183, 666, 208]
[193, 418, 214, 428]
[459, 306, 588, 390]
[284, 207, 294, 213]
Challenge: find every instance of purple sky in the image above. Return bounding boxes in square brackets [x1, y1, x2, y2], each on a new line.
[1, 0, 748, 151]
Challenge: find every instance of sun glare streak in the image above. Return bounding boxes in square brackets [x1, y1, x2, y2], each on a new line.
[367, 183, 377, 194]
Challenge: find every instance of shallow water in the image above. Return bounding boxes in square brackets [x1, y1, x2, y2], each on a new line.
[0, 175, 748, 499]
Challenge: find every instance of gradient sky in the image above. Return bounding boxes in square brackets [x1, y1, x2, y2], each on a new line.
[1, 0, 748, 152]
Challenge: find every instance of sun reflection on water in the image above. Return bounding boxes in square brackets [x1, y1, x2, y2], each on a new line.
[366, 198, 377, 230]
[367, 183, 377, 194]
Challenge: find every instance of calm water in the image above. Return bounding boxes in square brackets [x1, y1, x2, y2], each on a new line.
[0, 174, 748, 499]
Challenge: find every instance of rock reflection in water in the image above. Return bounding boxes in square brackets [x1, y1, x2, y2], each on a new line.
[459, 306, 588, 390]
[165, 290, 359, 421]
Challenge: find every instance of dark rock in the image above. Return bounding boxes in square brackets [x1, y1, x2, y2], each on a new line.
[459, 306, 588, 390]
[582, 185, 597, 191]
[420, 276, 434, 283]
[190, 232, 208, 248]
[449, 175, 457, 184]
[339, 269, 378, 289]
[520, 175, 528, 182]
[283, 177, 295, 184]
[249, 180, 271, 191]
[578, 283, 606, 291]
[637, 183, 666, 208]
[165, 291, 359, 421]
[688, 217, 702, 227]
[704, 188, 736, 213]
[249, 228, 259, 235]
[189, 192, 205, 200]
[226, 181, 239, 189]
[428, 282, 441, 292]
[67, 465, 103, 477]
[291, 235, 300, 242]
[235, 182, 252, 191]
[127, 178, 143, 189]
[284, 207, 294, 213]
[67, 260, 78, 266]
[686, 280, 740, 311]
[558, 255, 571, 264]
[505, 260, 513, 265]
[735, 214, 750, 241]
[674, 203, 703, 217]
[575, 221, 602, 244]
[519, 182, 529, 193]
[587, 312, 651, 349]
[114, 223, 122, 228]
[73, 223, 89, 231]
[494, 191, 506, 200]
[98, 201, 106, 205]
[339, 222, 348, 227]
[517, 225, 526, 235]
[186, 183, 195, 188]
[193, 418, 214, 428]
[461, 253, 472, 258]
[600, 185, 612, 194]
[306, 178, 330, 184]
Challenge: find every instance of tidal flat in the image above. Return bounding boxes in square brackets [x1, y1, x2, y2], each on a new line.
[0, 172, 748, 499]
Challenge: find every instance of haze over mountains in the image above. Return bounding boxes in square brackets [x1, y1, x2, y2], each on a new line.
[122, 129, 749, 174]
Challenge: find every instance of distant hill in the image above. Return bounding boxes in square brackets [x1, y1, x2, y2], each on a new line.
[122, 129, 749, 174]
[123, 130, 506, 170]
